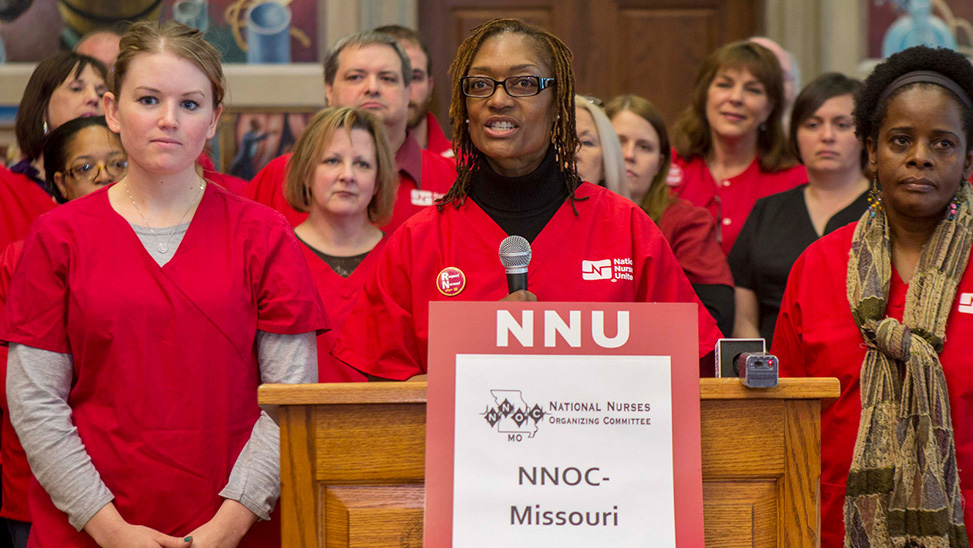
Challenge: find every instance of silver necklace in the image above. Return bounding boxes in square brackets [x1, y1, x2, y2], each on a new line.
[124, 180, 206, 254]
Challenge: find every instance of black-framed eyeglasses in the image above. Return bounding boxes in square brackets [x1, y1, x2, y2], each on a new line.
[67, 156, 128, 183]
[461, 76, 556, 98]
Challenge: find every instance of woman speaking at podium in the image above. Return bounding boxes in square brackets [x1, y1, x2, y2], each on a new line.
[332, 18, 721, 382]
[773, 46, 973, 547]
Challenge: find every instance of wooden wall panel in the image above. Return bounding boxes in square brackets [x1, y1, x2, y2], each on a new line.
[419, 0, 760, 133]
[613, 8, 719, 126]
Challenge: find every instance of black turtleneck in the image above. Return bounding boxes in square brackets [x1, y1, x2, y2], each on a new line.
[468, 148, 570, 243]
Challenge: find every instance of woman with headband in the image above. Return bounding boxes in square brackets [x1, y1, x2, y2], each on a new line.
[773, 46, 973, 547]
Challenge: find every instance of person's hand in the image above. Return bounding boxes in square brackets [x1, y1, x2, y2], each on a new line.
[501, 290, 537, 302]
[85, 503, 192, 548]
[185, 500, 258, 548]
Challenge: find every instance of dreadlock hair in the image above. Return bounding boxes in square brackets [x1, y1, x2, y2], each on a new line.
[439, 18, 583, 210]
[854, 46, 973, 153]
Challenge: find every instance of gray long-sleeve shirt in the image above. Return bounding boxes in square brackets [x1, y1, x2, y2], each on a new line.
[5, 221, 317, 530]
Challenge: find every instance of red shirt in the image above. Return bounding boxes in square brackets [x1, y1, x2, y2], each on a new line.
[333, 183, 722, 380]
[243, 134, 456, 234]
[197, 153, 247, 195]
[425, 112, 453, 157]
[772, 224, 973, 548]
[667, 154, 806, 254]
[657, 198, 733, 286]
[298, 237, 388, 383]
[0, 185, 327, 546]
[0, 241, 29, 522]
[0, 167, 54, 258]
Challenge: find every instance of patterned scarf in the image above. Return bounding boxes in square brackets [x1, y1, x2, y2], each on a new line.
[844, 181, 972, 548]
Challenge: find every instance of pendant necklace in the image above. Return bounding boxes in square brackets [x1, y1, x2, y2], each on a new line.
[124, 179, 206, 254]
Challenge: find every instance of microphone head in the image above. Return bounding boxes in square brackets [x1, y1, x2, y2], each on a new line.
[499, 235, 531, 274]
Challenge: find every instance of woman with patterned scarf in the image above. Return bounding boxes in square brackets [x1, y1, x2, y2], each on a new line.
[773, 45, 973, 548]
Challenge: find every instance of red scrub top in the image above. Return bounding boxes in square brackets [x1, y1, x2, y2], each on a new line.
[772, 224, 973, 548]
[333, 182, 723, 380]
[243, 135, 456, 234]
[0, 184, 328, 547]
[197, 153, 247, 195]
[667, 153, 806, 255]
[0, 240, 30, 522]
[656, 198, 733, 286]
[298, 237, 387, 383]
[424, 112, 453, 157]
[0, 167, 54, 259]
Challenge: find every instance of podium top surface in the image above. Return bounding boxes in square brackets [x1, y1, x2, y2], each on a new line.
[258, 377, 840, 406]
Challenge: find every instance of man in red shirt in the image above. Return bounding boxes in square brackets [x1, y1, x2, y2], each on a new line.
[374, 25, 453, 157]
[245, 31, 455, 233]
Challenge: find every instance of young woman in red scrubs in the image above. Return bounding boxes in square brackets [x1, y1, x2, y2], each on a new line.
[669, 41, 807, 254]
[282, 107, 397, 383]
[773, 46, 973, 547]
[0, 116, 127, 548]
[332, 18, 722, 381]
[0, 22, 326, 548]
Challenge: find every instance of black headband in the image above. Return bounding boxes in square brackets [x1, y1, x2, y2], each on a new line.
[877, 70, 973, 111]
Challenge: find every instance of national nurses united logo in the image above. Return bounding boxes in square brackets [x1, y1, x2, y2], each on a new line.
[481, 390, 546, 440]
[437, 267, 466, 297]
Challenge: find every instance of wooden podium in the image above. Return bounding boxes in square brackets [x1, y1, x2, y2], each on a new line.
[260, 377, 839, 547]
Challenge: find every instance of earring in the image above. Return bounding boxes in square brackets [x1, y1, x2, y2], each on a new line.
[465, 119, 470, 124]
[867, 176, 882, 218]
[948, 195, 959, 221]
[42, 121, 48, 134]
[758, 121, 767, 132]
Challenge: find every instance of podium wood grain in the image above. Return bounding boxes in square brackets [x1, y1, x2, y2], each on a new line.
[261, 377, 839, 547]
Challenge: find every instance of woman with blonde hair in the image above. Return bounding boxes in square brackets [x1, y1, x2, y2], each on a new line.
[670, 40, 806, 254]
[283, 106, 397, 382]
[1, 21, 325, 548]
[607, 94, 733, 334]
[574, 95, 627, 198]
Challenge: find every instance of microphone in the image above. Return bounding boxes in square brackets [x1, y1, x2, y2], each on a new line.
[498, 235, 532, 294]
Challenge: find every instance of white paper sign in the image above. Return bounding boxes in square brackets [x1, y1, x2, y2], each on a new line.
[451, 354, 675, 547]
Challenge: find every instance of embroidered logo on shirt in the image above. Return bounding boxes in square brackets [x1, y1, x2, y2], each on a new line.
[437, 267, 466, 296]
[412, 189, 445, 207]
[959, 293, 973, 314]
[582, 258, 633, 282]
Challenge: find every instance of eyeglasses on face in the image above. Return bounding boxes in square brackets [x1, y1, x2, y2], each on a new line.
[67, 156, 128, 183]
[461, 75, 556, 98]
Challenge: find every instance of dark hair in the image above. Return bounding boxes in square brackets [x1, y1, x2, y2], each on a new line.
[854, 46, 973, 153]
[672, 40, 796, 171]
[374, 24, 430, 74]
[112, 21, 225, 108]
[605, 94, 675, 223]
[440, 18, 581, 209]
[15, 52, 107, 160]
[323, 31, 412, 87]
[43, 116, 113, 204]
[789, 72, 865, 168]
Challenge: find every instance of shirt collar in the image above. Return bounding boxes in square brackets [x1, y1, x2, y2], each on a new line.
[396, 132, 423, 186]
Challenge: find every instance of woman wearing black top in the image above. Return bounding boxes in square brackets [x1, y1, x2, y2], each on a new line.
[729, 73, 868, 343]
[332, 18, 723, 380]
